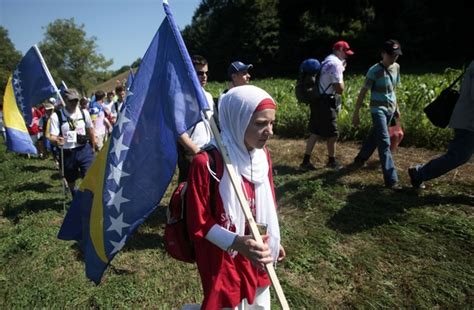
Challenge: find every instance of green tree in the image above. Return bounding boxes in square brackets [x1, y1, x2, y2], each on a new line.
[183, 0, 280, 80]
[0, 27, 22, 103]
[38, 18, 112, 95]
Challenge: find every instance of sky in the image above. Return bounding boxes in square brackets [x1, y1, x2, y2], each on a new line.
[0, 0, 202, 70]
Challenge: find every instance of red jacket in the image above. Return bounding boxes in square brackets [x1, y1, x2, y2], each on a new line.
[27, 107, 44, 135]
[186, 148, 276, 309]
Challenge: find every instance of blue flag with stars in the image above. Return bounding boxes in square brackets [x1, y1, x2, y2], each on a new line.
[2, 45, 57, 154]
[57, 1, 210, 284]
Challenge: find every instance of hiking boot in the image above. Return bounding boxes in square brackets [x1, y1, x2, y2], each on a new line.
[408, 167, 426, 189]
[326, 159, 342, 170]
[299, 162, 317, 171]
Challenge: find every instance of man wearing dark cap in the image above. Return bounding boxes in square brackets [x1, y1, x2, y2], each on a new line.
[227, 61, 253, 88]
[219, 61, 253, 99]
[300, 40, 354, 171]
[48, 88, 97, 195]
[215, 61, 253, 128]
[352, 39, 403, 189]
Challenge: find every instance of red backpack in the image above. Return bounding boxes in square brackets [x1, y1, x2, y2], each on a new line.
[164, 147, 221, 263]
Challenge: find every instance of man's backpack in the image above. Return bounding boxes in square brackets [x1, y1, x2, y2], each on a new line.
[164, 146, 221, 263]
[295, 58, 321, 104]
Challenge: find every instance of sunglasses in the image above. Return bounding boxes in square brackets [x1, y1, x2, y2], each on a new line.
[196, 70, 208, 77]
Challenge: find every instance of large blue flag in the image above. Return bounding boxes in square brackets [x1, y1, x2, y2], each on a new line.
[2, 45, 57, 154]
[58, 1, 210, 284]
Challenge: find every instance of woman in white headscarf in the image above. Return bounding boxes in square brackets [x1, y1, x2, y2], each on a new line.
[186, 85, 285, 309]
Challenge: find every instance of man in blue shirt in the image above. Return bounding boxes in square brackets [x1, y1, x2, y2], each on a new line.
[352, 39, 403, 189]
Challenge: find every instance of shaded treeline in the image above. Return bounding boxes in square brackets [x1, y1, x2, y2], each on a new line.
[182, 0, 473, 80]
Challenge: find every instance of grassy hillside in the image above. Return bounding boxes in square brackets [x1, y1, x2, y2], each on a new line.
[90, 68, 137, 94]
[1, 138, 472, 308]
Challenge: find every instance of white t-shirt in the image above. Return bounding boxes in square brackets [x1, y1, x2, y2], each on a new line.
[319, 54, 345, 95]
[103, 100, 114, 116]
[49, 107, 93, 149]
[187, 90, 214, 148]
[111, 100, 124, 118]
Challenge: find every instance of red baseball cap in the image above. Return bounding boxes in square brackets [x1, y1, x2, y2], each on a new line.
[333, 40, 354, 56]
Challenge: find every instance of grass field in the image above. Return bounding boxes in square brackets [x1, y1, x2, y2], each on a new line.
[1, 136, 473, 308]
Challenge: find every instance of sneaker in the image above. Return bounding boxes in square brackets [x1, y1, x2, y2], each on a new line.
[408, 167, 426, 189]
[299, 162, 317, 171]
[350, 157, 366, 169]
[326, 159, 342, 170]
[385, 182, 402, 190]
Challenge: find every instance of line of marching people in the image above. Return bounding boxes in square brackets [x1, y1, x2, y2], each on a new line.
[0, 84, 128, 196]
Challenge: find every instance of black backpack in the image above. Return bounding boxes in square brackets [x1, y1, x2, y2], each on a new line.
[295, 72, 320, 104]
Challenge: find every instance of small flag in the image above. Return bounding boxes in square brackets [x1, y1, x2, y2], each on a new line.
[126, 68, 135, 92]
[58, 0, 210, 284]
[2, 45, 57, 154]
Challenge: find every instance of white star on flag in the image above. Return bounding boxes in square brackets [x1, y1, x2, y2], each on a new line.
[107, 161, 130, 185]
[15, 85, 23, 94]
[107, 213, 130, 237]
[115, 113, 131, 132]
[14, 69, 20, 76]
[111, 134, 129, 161]
[107, 187, 129, 213]
[110, 236, 127, 255]
[13, 78, 20, 85]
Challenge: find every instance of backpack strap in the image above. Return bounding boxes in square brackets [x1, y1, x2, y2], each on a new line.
[55, 108, 87, 136]
[446, 70, 465, 90]
[201, 145, 222, 217]
[318, 62, 333, 95]
[379, 62, 395, 86]
[55, 110, 64, 136]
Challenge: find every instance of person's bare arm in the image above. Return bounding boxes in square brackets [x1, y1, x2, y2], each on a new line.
[178, 132, 200, 155]
[333, 81, 344, 94]
[87, 127, 98, 151]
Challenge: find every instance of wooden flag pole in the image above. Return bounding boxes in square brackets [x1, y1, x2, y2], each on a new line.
[204, 110, 289, 309]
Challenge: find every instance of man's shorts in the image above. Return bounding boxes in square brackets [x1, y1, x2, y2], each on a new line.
[60, 144, 94, 182]
[308, 95, 339, 138]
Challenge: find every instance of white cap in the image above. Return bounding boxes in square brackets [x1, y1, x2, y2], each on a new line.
[48, 97, 57, 104]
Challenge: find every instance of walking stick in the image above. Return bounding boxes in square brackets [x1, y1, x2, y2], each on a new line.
[60, 145, 67, 213]
[204, 111, 290, 309]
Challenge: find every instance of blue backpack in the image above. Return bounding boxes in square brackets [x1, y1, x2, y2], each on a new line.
[295, 58, 321, 104]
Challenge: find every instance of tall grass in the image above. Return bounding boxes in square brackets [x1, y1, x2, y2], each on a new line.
[207, 68, 462, 149]
[1, 139, 473, 308]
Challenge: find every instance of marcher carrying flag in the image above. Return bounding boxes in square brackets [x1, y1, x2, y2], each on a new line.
[2, 45, 57, 154]
[57, 0, 209, 284]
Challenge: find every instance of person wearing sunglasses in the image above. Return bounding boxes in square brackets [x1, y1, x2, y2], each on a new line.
[300, 40, 354, 171]
[177, 55, 215, 182]
[351, 39, 403, 189]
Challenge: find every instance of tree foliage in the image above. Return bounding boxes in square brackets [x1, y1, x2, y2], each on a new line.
[0, 27, 22, 103]
[183, 0, 473, 80]
[38, 18, 112, 95]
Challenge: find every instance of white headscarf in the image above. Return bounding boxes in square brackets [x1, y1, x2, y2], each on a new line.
[218, 85, 281, 260]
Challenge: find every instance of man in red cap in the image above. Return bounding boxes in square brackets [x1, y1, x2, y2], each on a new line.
[300, 40, 354, 171]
